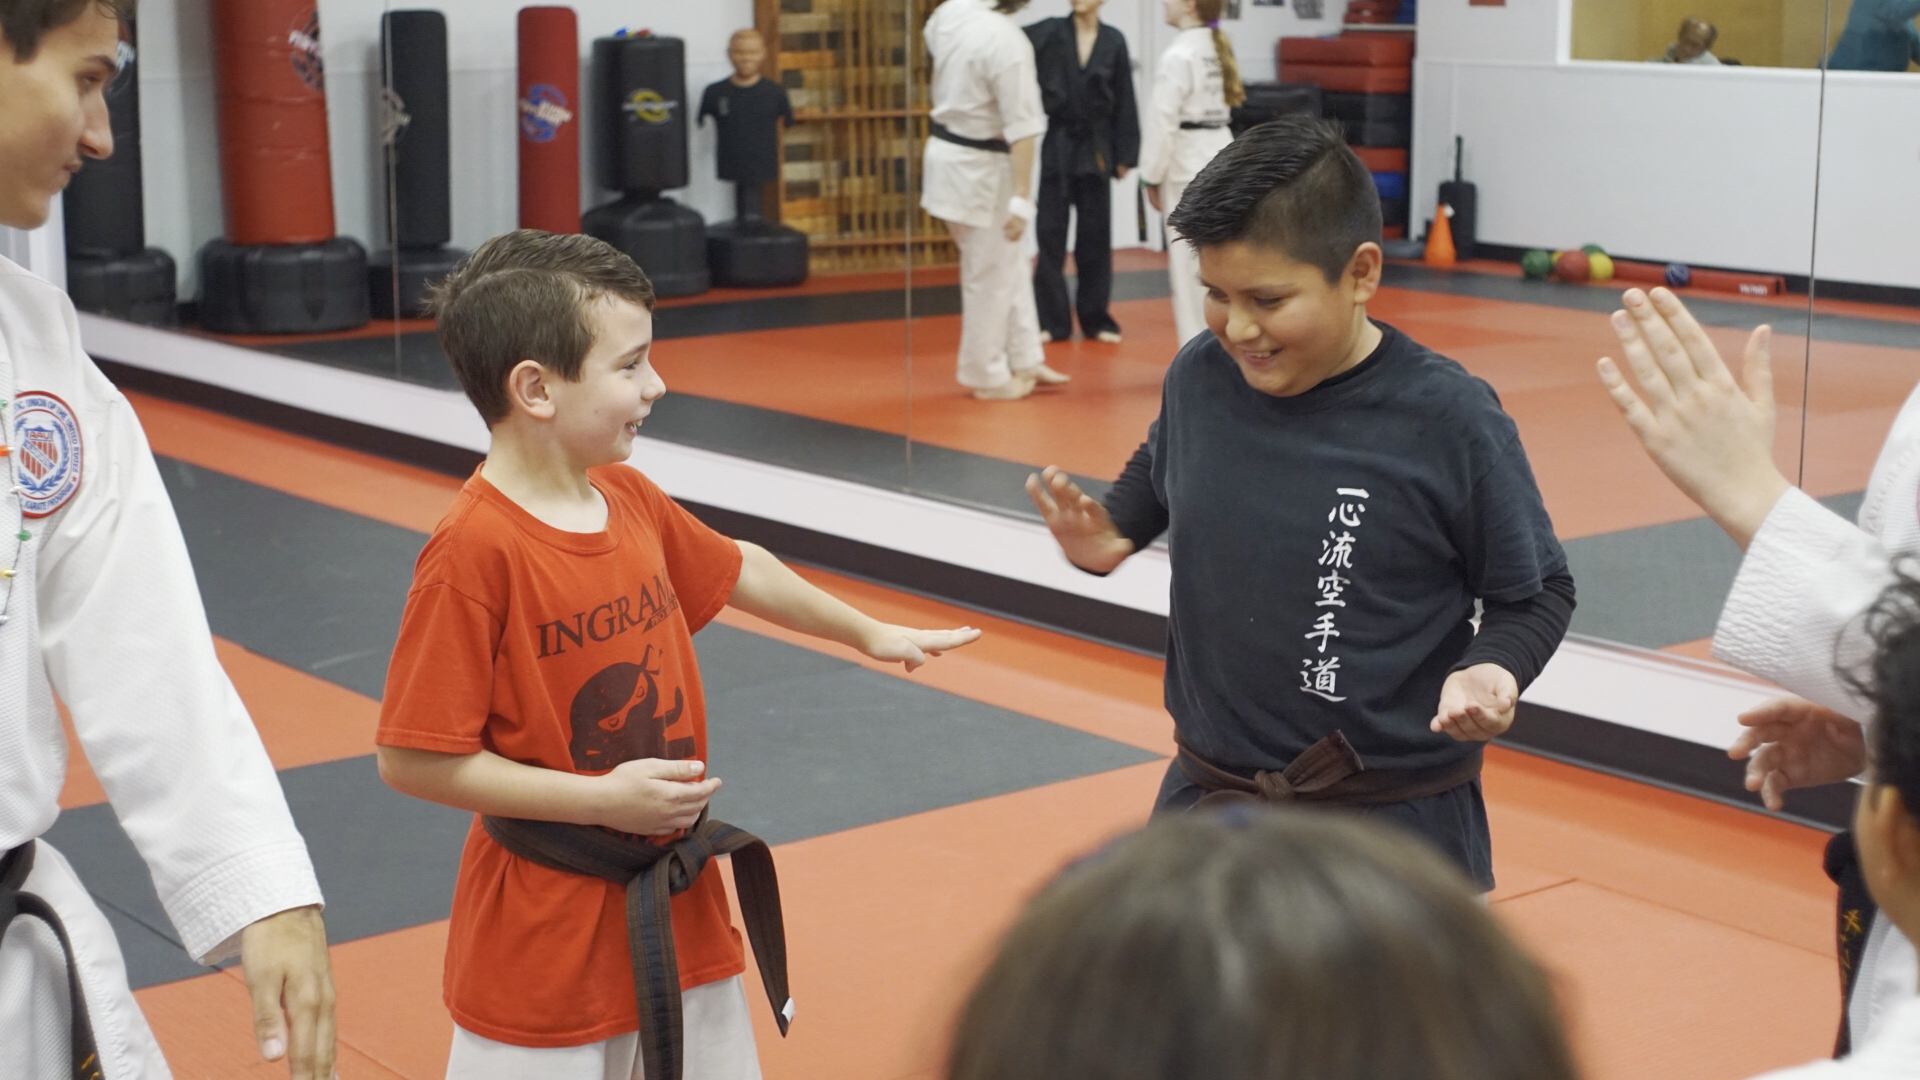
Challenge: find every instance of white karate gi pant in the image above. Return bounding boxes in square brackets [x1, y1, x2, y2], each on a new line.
[1162, 178, 1208, 350]
[446, 975, 762, 1080]
[0, 840, 172, 1080]
[933, 158, 1044, 391]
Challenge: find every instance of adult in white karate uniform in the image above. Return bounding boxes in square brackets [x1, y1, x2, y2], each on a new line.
[1597, 285, 1918, 1058]
[1139, 0, 1241, 348]
[922, 0, 1069, 401]
[0, 4, 336, 1077]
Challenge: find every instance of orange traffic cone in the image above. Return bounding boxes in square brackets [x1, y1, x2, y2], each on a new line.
[1424, 204, 1457, 268]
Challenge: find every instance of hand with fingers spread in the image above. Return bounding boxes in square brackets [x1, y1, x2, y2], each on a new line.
[1025, 465, 1136, 574]
[1594, 286, 1790, 549]
[859, 623, 984, 672]
[239, 905, 336, 1080]
[1431, 664, 1518, 741]
[1728, 695, 1865, 811]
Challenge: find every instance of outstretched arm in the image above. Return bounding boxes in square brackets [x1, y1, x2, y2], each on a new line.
[728, 541, 981, 670]
[1595, 285, 1894, 720]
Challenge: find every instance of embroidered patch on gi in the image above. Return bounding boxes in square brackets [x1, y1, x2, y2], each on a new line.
[13, 391, 83, 518]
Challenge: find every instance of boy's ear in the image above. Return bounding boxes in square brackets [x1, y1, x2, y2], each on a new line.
[505, 359, 558, 420]
[1347, 242, 1383, 304]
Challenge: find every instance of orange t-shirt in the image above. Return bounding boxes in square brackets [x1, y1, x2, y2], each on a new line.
[376, 465, 746, 1047]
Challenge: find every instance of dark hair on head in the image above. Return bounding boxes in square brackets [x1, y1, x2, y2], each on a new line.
[946, 810, 1578, 1080]
[427, 230, 656, 427]
[1, 0, 133, 61]
[1165, 115, 1382, 284]
[1842, 572, 1920, 818]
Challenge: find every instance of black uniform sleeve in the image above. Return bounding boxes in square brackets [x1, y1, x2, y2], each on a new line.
[1110, 31, 1140, 170]
[777, 83, 794, 125]
[1454, 567, 1575, 692]
[698, 83, 719, 124]
[1102, 433, 1169, 555]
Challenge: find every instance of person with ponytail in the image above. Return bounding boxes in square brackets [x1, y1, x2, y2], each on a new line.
[1140, 0, 1242, 346]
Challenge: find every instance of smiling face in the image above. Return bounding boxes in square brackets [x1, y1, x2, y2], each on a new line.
[1197, 239, 1382, 398]
[0, 6, 120, 229]
[542, 295, 665, 468]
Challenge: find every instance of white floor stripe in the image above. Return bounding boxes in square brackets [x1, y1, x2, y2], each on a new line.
[80, 314, 1783, 753]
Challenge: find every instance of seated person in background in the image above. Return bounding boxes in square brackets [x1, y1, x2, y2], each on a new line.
[1828, 0, 1920, 72]
[946, 809, 1579, 1080]
[1651, 17, 1722, 64]
[1753, 577, 1920, 1078]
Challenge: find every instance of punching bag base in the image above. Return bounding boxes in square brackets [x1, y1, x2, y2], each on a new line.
[198, 238, 371, 335]
[67, 248, 178, 326]
[707, 221, 808, 289]
[369, 245, 468, 319]
[583, 195, 709, 298]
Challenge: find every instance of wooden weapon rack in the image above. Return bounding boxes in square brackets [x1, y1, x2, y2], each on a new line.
[756, 0, 956, 272]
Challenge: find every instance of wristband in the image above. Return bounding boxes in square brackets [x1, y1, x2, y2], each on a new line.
[1007, 195, 1038, 222]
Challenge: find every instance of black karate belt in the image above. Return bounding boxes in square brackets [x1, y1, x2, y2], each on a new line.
[1175, 732, 1483, 809]
[930, 122, 1010, 153]
[1178, 120, 1227, 130]
[0, 842, 104, 1080]
[1825, 830, 1874, 1057]
[481, 812, 791, 1080]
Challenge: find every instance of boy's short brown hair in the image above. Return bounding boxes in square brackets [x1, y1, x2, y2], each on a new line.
[2, 0, 136, 61]
[428, 230, 656, 427]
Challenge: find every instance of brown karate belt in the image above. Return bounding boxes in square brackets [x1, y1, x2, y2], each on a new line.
[1, 842, 104, 1080]
[1175, 732, 1483, 809]
[481, 811, 790, 1080]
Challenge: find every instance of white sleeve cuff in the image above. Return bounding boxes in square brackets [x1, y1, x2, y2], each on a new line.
[166, 839, 325, 965]
[1711, 487, 1889, 723]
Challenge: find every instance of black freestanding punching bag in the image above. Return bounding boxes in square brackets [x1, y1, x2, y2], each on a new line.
[582, 32, 708, 297]
[369, 10, 466, 318]
[64, 24, 178, 325]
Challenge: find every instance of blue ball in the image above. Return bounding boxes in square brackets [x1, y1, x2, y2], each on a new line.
[1664, 263, 1691, 288]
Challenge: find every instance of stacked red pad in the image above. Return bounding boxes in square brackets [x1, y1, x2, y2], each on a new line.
[1278, 32, 1415, 236]
[1276, 31, 1413, 94]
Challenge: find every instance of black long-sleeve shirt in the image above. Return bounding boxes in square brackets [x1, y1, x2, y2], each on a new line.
[1024, 17, 1140, 178]
[1103, 324, 1574, 773]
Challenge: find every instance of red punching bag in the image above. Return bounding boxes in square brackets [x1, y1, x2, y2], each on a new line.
[518, 7, 581, 233]
[209, 0, 337, 245]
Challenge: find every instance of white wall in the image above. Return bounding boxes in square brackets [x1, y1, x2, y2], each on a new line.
[1411, 0, 1920, 289]
[132, 0, 754, 297]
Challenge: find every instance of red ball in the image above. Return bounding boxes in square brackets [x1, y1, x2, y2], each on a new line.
[1553, 250, 1590, 283]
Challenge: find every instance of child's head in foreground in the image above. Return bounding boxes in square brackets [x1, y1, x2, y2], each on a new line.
[429, 229, 661, 465]
[1849, 575, 1920, 938]
[946, 809, 1576, 1080]
[1166, 115, 1385, 399]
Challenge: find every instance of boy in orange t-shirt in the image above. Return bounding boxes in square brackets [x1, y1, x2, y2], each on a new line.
[374, 230, 980, 1080]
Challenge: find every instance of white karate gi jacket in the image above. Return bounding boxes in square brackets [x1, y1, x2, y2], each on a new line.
[0, 255, 322, 1077]
[1712, 381, 1920, 1051]
[1138, 26, 1232, 189]
[921, 0, 1047, 229]
[1752, 995, 1920, 1078]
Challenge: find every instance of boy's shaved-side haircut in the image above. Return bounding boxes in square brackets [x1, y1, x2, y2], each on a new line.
[1851, 574, 1920, 820]
[1, 0, 136, 60]
[428, 230, 656, 427]
[1165, 115, 1382, 284]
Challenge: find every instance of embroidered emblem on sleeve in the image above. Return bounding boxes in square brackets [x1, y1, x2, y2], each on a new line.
[12, 391, 84, 518]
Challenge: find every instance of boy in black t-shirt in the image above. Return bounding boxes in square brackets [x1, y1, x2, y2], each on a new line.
[1025, 116, 1573, 889]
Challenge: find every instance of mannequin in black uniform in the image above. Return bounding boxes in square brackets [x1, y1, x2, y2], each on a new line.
[698, 27, 808, 286]
[1026, 0, 1139, 343]
[699, 28, 793, 227]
